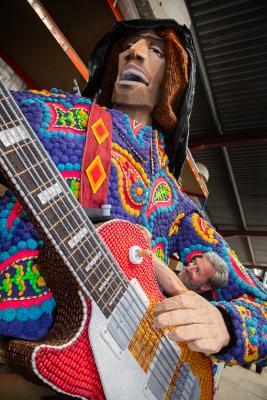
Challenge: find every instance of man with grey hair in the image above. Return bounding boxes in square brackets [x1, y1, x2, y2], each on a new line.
[149, 251, 228, 297]
[139, 227, 228, 296]
[178, 252, 229, 294]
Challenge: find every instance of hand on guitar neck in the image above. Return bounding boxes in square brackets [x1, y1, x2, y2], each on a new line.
[137, 224, 188, 296]
[139, 247, 188, 296]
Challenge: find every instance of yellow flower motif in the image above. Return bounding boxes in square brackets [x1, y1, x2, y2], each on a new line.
[80, 120, 86, 127]
[238, 305, 248, 319]
[111, 144, 149, 216]
[32, 264, 40, 274]
[37, 276, 46, 287]
[19, 282, 26, 296]
[136, 187, 143, 196]
[169, 213, 185, 236]
[30, 89, 66, 98]
[192, 213, 218, 244]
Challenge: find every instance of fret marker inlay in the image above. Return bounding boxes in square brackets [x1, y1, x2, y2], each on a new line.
[38, 183, 63, 205]
[85, 252, 102, 272]
[0, 126, 28, 147]
[109, 287, 122, 306]
[99, 271, 115, 292]
[0, 79, 129, 319]
[68, 227, 88, 249]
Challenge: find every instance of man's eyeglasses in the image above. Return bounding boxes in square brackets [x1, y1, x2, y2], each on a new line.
[187, 254, 203, 266]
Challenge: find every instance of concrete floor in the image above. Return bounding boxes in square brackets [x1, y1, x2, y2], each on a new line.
[1, 362, 266, 399]
[215, 364, 267, 400]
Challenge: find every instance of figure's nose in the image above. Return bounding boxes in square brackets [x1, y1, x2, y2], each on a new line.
[126, 39, 146, 61]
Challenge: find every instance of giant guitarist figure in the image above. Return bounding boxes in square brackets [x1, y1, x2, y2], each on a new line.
[0, 19, 266, 400]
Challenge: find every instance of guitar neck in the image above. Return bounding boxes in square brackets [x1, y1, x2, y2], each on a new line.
[0, 81, 128, 317]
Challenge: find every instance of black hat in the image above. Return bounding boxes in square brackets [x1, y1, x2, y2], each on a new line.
[83, 19, 196, 178]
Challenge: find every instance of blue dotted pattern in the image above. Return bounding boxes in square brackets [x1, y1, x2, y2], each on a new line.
[0, 89, 265, 365]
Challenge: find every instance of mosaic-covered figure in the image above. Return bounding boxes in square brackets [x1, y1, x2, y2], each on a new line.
[0, 20, 266, 372]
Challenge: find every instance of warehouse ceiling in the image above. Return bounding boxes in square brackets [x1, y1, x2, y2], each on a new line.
[185, 0, 267, 272]
[0, 0, 266, 272]
[0, 0, 116, 91]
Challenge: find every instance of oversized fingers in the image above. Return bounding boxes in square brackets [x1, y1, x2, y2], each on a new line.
[153, 291, 230, 355]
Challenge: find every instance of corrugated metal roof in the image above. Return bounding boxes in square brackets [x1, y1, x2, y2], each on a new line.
[228, 144, 267, 228]
[187, 0, 267, 268]
[250, 237, 267, 265]
[194, 149, 243, 228]
[225, 236, 253, 265]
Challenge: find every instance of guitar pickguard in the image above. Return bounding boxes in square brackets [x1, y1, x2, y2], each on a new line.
[32, 220, 212, 400]
[0, 82, 213, 400]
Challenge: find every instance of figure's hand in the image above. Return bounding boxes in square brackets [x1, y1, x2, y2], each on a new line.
[153, 291, 230, 355]
[139, 246, 187, 296]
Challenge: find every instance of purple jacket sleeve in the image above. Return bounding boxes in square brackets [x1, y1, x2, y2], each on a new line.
[174, 212, 267, 364]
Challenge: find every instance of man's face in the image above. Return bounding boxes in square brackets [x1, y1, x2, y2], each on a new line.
[111, 30, 166, 112]
[179, 256, 216, 293]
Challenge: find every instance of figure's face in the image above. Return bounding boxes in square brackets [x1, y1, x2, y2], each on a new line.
[179, 255, 216, 293]
[111, 30, 166, 112]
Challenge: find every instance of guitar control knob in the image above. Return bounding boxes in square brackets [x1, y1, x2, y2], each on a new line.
[129, 246, 143, 264]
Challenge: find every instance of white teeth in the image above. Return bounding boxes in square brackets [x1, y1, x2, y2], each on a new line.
[120, 67, 149, 85]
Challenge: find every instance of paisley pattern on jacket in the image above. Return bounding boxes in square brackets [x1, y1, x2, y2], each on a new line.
[0, 89, 266, 364]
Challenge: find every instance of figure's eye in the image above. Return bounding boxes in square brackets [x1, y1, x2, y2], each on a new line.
[151, 46, 164, 58]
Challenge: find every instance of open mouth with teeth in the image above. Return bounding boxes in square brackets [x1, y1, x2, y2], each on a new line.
[119, 67, 149, 86]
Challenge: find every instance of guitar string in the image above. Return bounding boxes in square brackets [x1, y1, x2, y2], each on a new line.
[0, 90, 187, 397]
[0, 108, 186, 398]
[0, 88, 191, 394]
[0, 88, 185, 390]
[0, 88, 186, 394]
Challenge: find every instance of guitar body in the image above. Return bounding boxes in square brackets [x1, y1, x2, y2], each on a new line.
[32, 220, 213, 400]
[0, 82, 213, 400]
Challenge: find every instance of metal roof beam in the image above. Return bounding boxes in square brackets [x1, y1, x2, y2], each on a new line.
[190, 131, 267, 152]
[186, 1, 257, 265]
[219, 230, 267, 237]
[245, 265, 267, 271]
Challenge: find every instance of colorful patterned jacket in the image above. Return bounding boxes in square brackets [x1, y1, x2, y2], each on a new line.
[0, 89, 266, 366]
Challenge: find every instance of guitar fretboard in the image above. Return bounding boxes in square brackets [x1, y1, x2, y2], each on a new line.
[0, 81, 128, 317]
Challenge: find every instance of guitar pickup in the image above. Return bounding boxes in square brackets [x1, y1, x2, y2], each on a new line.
[144, 337, 181, 400]
[172, 364, 200, 400]
[101, 279, 149, 358]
